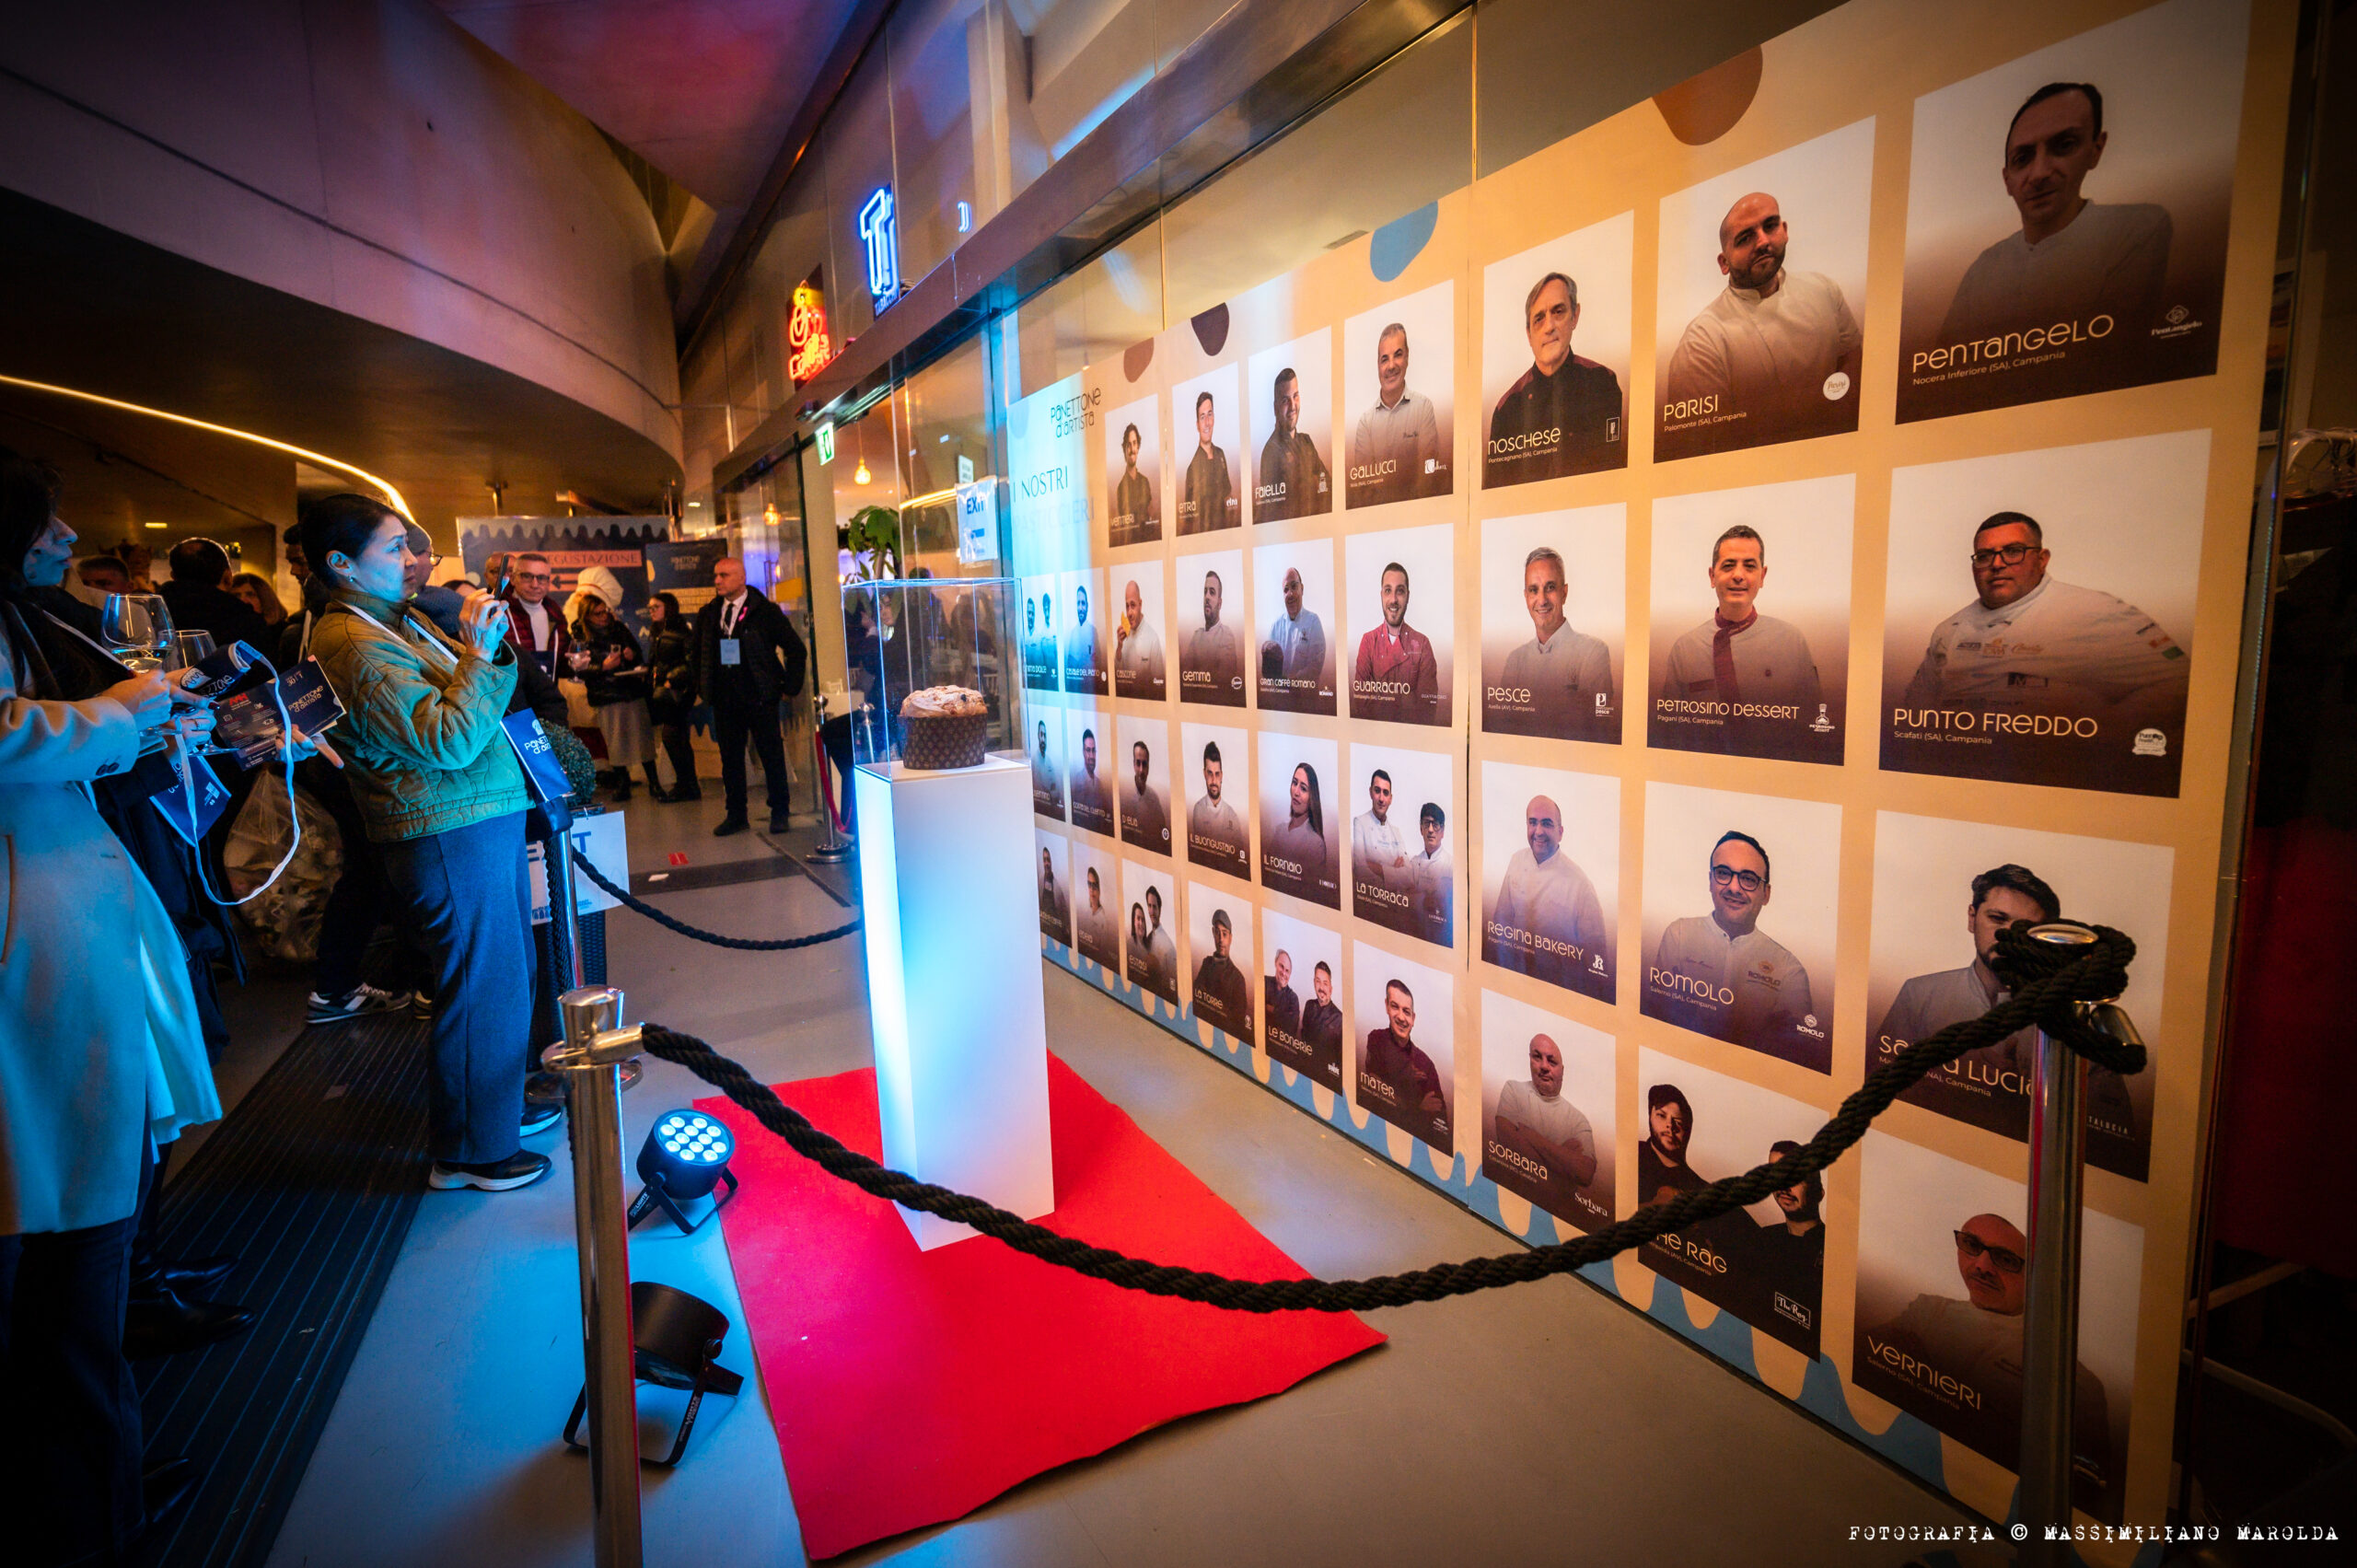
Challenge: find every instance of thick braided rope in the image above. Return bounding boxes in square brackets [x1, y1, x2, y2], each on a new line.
[639, 926, 2138, 1313]
[576, 856, 860, 951]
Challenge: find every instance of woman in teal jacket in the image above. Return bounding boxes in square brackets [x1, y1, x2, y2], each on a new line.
[303, 493, 551, 1193]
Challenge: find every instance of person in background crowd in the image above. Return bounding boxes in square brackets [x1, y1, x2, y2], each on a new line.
[498, 552, 570, 676]
[108, 540, 156, 591]
[644, 591, 700, 802]
[72, 553, 130, 605]
[159, 537, 272, 653]
[303, 492, 553, 1193]
[230, 571, 288, 629]
[1, 446, 224, 1562]
[695, 555, 807, 836]
[568, 565, 656, 803]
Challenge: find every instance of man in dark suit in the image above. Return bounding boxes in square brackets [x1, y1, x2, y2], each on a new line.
[158, 538, 272, 654]
[694, 555, 807, 836]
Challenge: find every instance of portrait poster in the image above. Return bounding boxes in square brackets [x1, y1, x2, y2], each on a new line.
[1881, 428, 2205, 796]
[1479, 211, 1634, 488]
[1068, 837, 1122, 972]
[1646, 475, 1854, 766]
[1063, 704, 1117, 839]
[1867, 812, 2171, 1179]
[1258, 729, 1341, 910]
[1480, 505, 1627, 745]
[1639, 782, 1840, 1074]
[1027, 700, 1064, 819]
[1347, 744, 1456, 950]
[1110, 559, 1169, 702]
[1059, 568, 1109, 696]
[1186, 879, 1256, 1044]
[1341, 281, 1456, 510]
[1121, 857, 1181, 1006]
[1353, 941, 1456, 1156]
[1253, 537, 1339, 715]
[1853, 1133, 2143, 1523]
[1480, 993, 1616, 1233]
[1034, 829, 1072, 947]
[1345, 522, 1456, 728]
[1175, 548, 1249, 708]
[1171, 363, 1244, 536]
[1180, 720, 1252, 881]
[1635, 1049, 1829, 1357]
[1020, 574, 1060, 691]
[1105, 390, 1164, 546]
[1654, 119, 1875, 461]
[1247, 330, 1336, 524]
[1261, 909, 1345, 1091]
[1116, 711, 1175, 858]
[1479, 761, 1619, 1005]
[1896, 0, 2249, 423]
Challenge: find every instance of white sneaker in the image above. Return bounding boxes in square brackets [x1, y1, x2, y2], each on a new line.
[307, 983, 416, 1025]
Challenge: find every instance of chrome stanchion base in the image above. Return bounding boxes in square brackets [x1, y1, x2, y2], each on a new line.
[804, 838, 854, 864]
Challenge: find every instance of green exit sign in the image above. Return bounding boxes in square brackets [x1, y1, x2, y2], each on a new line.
[816, 423, 836, 465]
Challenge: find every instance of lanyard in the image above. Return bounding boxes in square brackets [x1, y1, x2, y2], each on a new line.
[333, 599, 459, 672]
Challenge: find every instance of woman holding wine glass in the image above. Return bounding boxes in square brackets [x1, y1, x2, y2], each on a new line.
[0, 446, 223, 1561]
[300, 492, 550, 1194]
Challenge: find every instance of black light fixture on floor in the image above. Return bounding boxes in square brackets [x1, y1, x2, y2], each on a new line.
[563, 1281, 742, 1467]
[626, 1109, 740, 1234]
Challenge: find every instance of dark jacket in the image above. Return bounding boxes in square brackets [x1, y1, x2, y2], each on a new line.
[647, 618, 696, 722]
[161, 578, 273, 656]
[695, 587, 807, 710]
[574, 614, 648, 707]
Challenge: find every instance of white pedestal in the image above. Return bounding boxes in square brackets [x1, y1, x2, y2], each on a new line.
[853, 756, 1055, 1249]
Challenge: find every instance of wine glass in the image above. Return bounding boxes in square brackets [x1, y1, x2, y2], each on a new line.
[168, 630, 217, 672]
[100, 593, 171, 672]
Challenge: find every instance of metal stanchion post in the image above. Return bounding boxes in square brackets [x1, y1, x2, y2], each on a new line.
[807, 692, 852, 864]
[546, 985, 645, 1568]
[2014, 922, 2137, 1565]
[550, 819, 586, 988]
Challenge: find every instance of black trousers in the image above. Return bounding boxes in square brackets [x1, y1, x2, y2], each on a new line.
[712, 694, 790, 820]
[0, 1149, 151, 1566]
[305, 762, 419, 1003]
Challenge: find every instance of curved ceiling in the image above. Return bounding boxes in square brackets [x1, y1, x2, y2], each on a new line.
[0, 186, 682, 553]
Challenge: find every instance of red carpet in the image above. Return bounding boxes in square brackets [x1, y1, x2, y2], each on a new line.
[698, 1056, 1385, 1559]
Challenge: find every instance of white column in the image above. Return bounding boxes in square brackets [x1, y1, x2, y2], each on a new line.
[854, 755, 1055, 1249]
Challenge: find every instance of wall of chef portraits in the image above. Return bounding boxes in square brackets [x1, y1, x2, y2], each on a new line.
[1010, 0, 2280, 1539]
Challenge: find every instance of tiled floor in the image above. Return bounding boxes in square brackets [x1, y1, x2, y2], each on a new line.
[231, 787, 1985, 1568]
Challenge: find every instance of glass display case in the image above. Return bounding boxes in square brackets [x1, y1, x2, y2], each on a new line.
[840, 576, 1019, 765]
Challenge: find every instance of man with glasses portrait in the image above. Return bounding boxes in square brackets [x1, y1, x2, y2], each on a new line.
[1901, 510, 2189, 727]
[1863, 1212, 2114, 1509]
[498, 552, 571, 675]
[1643, 830, 1824, 1069]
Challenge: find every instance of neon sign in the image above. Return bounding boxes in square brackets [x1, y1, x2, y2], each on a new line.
[786, 270, 834, 384]
[857, 187, 898, 307]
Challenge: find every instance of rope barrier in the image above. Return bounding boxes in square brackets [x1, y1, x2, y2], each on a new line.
[576, 856, 861, 951]
[638, 924, 2141, 1313]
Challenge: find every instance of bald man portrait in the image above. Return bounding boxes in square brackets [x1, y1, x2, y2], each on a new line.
[1861, 1213, 2114, 1512]
[1487, 1032, 1603, 1223]
[1484, 793, 1611, 1003]
[1662, 191, 1863, 455]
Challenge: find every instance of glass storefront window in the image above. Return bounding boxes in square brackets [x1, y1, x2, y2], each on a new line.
[825, 48, 899, 343]
[1159, 13, 1473, 321]
[889, 0, 983, 290]
[1007, 222, 1163, 403]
